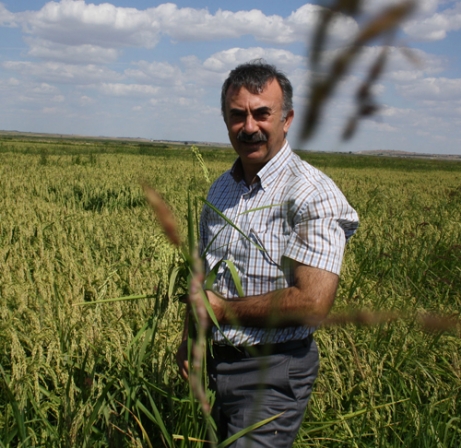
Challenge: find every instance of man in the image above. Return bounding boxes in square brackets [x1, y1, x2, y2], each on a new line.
[177, 60, 359, 446]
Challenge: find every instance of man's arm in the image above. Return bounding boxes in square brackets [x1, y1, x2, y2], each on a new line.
[206, 261, 339, 328]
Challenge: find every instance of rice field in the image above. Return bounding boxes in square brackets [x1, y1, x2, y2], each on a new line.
[0, 136, 460, 447]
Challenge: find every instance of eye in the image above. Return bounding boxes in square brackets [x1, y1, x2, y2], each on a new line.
[252, 107, 272, 121]
[229, 110, 245, 122]
[254, 111, 270, 120]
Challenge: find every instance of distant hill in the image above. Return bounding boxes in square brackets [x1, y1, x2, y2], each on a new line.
[0, 130, 458, 160]
[356, 149, 461, 162]
[0, 130, 232, 148]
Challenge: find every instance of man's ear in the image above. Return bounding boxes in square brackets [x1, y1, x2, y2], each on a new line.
[283, 109, 294, 133]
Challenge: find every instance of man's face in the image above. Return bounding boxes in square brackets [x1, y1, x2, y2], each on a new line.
[224, 79, 294, 177]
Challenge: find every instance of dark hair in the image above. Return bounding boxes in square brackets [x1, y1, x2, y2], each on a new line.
[220, 59, 293, 120]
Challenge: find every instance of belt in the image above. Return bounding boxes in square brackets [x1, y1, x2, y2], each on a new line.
[210, 334, 313, 361]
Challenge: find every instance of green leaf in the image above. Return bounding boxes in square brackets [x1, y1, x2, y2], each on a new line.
[303, 399, 410, 435]
[223, 259, 244, 298]
[136, 397, 173, 447]
[199, 289, 221, 329]
[217, 412, 285, 448]
[73, 294, 153, 306]
[82, 381, 115, 443]
[204, 258, 222, 291]
[0, 365, 27, 443]
[240, 203, 283, 215]
[168, 265, 183, 299]
[187, 191, 196, 254]
[200, 197, 264, 251]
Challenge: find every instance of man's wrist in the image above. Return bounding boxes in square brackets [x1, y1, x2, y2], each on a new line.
[205, 289, 228, 324]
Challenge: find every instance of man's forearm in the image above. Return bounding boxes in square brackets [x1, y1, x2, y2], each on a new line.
[207, 263, 339, 328]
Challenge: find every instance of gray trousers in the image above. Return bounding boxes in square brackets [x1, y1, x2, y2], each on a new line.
[208, 337, 319, 447]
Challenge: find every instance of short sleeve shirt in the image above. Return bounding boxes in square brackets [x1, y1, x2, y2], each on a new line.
[200, 142, 359, 345]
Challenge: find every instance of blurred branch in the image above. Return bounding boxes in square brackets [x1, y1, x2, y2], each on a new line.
[301, 0, 416, 142]
[322, 310, 460, 335]
[142, 182, 213, 419]
[187, 247, 211, 416]
[142, 183, 181, 247]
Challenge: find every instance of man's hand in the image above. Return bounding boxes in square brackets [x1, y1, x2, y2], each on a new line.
[175, 340, 189, 381]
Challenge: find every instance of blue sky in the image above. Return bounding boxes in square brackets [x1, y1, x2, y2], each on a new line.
[1, 1, 460, 154]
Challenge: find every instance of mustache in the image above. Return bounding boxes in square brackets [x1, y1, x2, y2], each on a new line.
[237, 130, 268, 143]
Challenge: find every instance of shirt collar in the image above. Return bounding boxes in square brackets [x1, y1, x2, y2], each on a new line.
[230, 141, 293, 189]
[257, 141, 293, 190]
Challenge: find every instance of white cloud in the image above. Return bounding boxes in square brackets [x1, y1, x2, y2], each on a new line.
[0, 79, 65, 106]
[384, 47, 444, 75]
[2, 61, 123, 84]
[334, 1, 460, 44]
[363, 0, 439, 16]
[124, 61, 184, 86]
[156, 4, 258, 42]
[161, 4, 357, 44]
[79, 95, 95, 105]
[32, 82, 59, 94]
[8, 1, 358, 65]
[42, 107, 59, 114]
[26, 38, 120, 64]
[367, 121, 398, 132]
[188, 47, 310, 97]
[7, 77, 21, 86]
[374, 100, 461, 147]
[0, 3, 17, 26]
[203, 47, 306, 73]
[403, 1, 461, 40]
[99, 83, 160, 97]
[379, 105, 413, 117]
[421, 99, 461, 117]
[289, 4, 358, 45]
[316, 45, 446, 92]
[147, 94, 204, 111]
[22, 0, 161, 48]
[387, 70, 423, 82]
[398, 77, 461, 100]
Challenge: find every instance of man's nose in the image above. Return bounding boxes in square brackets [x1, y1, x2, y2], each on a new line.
[243, 114, 258, 134]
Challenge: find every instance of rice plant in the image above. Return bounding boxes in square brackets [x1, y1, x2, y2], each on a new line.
[0, 140, 460, 447]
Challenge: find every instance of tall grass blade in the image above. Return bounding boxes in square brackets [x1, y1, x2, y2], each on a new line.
[217, 412, 285, 448]
[200, 198, 264, 251]
[222, 260, 244, 298]
[73, 294, 154, 306]
[137, 395, 173, 447]
[0, 365, 27, 444]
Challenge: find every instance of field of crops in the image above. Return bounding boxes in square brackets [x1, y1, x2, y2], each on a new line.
[1, 136, 460, 447]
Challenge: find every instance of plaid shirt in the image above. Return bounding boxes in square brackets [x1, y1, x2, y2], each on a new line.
[201, 142, 359, 345]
